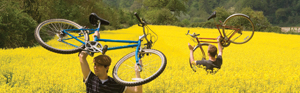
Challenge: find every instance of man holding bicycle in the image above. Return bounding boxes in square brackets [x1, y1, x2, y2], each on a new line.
[79, 52, 142, 93]
[78, 32, 142, 93]
[188, 36, 223, 73]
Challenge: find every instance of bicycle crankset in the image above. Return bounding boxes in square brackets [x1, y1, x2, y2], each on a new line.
[84, 41, 103, 53]
[220, 39, 231, 47]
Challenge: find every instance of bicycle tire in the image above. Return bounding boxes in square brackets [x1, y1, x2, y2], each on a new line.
[112, 49, 167, 86]
[189, 43, 210, 72]
[223, 14, 255, 44]
[34, 19, 87, 54]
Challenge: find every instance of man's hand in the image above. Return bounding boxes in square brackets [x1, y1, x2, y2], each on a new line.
[135, 60, 142, 78]
[93, 31, 100, 39]
[217, 36, 223, 56]
[217, 36, 221, 42]
[79, 51, 88, 58]
[126, 60, 143, 93]
[188, 43, 195, 51]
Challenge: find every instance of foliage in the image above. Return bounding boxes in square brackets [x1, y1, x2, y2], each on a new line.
[186, 0, 300, 26]
[240, 7, 271, 31]
[143, 8, 178, 25]
[0, 1, 37, 48]
[0, 0, 139, 48]
[140, 0, 187, 25]
[1, 0, 299, 48]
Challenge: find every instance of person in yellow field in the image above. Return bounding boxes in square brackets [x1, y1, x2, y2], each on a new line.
[78, 31, 142, 93]
[188, 36, 223, 73]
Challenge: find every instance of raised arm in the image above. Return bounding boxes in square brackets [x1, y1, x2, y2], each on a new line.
[188, 43, 196, 65]
[125, 60, 143, 93]
[79, 51, 91, 80]
[217, 36, 223, 56]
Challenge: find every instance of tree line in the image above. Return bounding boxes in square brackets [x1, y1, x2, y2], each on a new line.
[0, 0, 298, 48]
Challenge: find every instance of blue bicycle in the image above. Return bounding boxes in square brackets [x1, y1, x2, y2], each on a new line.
[34, 12, 167, 86]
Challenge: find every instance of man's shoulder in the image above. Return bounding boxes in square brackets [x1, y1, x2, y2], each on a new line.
[196, 59, 210, 62]
[107, 76, 116, 83]
[107, 76, 125, 86]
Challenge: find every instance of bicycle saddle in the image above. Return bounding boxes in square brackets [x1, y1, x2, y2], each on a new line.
[89, 13, 110, 26]
[207, 11, 216, 20]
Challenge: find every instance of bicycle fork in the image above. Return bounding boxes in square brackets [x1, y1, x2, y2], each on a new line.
[135, 35, 146, 72]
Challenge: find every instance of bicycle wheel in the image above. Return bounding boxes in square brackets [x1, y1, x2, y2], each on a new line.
[189, 43, 209, 72]
[223, 14, 254, 44]
[113, 49, 166, 86]
[34, 19, 87, 54]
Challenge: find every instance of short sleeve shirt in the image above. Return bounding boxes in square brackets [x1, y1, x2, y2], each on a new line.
[196, 55, 222, 72]
[84, 71, 126, 93]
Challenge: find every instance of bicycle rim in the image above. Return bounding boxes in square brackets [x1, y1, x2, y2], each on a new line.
[223, 15, 254, 44]
[191, 43, 209, 72]
[34, 19, 85, 54]
[113, 49, 166, 86]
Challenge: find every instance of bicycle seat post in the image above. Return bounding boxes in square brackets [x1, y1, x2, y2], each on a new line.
[97, 20, 101, 31]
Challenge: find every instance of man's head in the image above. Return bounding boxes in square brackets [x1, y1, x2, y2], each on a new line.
[207, 44, 217, 57]
[93, 55, 111, 76]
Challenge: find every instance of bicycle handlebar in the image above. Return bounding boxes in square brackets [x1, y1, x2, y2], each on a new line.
[186, 30, 200, 38]
[134, 12, 144, 25]
[186, 30, 190, 35]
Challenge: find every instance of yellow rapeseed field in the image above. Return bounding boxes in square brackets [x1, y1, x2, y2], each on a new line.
[1, 25, 300, 92]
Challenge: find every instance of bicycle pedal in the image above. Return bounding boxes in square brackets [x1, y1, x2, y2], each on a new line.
[102, 45, 108, 55]
[85, 41, 102, 53]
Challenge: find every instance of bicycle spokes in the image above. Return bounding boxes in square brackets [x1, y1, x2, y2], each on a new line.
[115, 51, 162, 82]
[231, 32, 242, 41]
[223, 15, 254, 44]
[40, 22, 84, 49]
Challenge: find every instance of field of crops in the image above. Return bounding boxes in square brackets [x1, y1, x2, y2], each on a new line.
[1, 25, 300, 92]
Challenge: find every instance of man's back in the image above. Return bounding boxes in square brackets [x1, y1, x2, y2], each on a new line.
[196, 55, 222, 72]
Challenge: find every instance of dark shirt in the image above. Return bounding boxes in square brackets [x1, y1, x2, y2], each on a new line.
[196, 55, 222, 73]
[84, 71, 126, 93]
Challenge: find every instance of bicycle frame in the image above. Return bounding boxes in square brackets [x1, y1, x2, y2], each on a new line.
[61, 23, 145, 65]
[195, 23, 240, 44]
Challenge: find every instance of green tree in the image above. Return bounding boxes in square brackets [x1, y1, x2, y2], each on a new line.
[142, 0, 187, 25]
[0, 1, 37, 48]
[144, 8, 178, 25]
[143, 0, 187, 15]
[240, 7, 271, 31]
[214, 7, 230, 22]
[275, 8, 287, 24]
[119, 0, 134, 9]
[130, 0, 143, 11]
